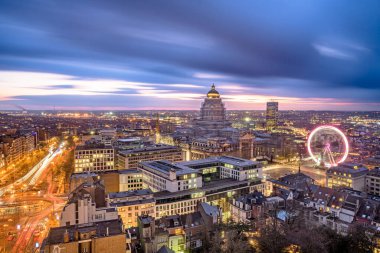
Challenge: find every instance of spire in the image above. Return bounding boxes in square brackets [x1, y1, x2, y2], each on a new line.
[298, 151, 301, 174]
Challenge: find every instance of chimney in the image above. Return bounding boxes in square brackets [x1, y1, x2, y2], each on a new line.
[106, 227, 109, 236]
[63, 229, 70, 243]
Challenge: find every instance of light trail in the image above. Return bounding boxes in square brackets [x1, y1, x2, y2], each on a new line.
[28, 146, 63, 186]
[0, 144, 63, 196]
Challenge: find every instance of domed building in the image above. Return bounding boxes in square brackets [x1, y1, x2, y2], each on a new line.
[160, 84, 254, 161]
[193, 84, 232, 136]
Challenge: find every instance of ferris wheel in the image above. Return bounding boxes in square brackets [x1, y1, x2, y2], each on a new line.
[307, 125, 349, 167]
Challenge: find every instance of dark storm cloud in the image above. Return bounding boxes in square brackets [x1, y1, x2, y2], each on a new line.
[0, 0, 379, 109]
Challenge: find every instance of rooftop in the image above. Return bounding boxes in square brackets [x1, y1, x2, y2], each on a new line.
[327, 163, 369, 176]
[367, 167, 380, 177]
[98, 169, 141, 175]
[154, 178, 261, 200]
[76, 143, 113, 151]
[118, 144, 181, 155]
[110, 198, 155, 207]
[181, 155, 261, 169]
[44, 219, 123, 245]
[70, 171, 98, 179]
[140, 160, 197, 177]
[108, 189, 153, 199]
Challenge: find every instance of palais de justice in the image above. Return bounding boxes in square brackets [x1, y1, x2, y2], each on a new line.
[160, 84, 254, 160]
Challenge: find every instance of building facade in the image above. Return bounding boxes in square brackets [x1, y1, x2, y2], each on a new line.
[74, 143, 114, 173]
[0, 132, 36, 165]
[108, 189, 156, 228]
[41, 219, 126, 253]
[60, 181, 118, 227]
[366, 167, 380, 196]
[116, 144, 183, 170]
[326, 163, 368, 191]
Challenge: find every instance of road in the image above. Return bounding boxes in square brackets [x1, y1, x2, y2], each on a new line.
[0, 145, 62, 197]
[0, 142, 68, 253]
[10, 152, 67, 253]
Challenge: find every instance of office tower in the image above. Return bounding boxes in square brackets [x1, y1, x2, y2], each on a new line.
[266, 101, 279, 131]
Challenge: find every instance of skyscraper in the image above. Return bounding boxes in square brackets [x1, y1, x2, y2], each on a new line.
[266, 101, 279, 131]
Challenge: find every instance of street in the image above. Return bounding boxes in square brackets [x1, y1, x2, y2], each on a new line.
[0, 142, 69, 253]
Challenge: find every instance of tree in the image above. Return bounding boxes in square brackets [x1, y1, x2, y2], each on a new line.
[347, 224, 375, 253]
[224, 229, 252, 253]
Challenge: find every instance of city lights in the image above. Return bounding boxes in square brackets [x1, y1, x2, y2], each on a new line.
[0, 1, 378, 252]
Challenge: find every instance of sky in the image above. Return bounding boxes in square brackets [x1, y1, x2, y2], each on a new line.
[0, 0, 379, 111]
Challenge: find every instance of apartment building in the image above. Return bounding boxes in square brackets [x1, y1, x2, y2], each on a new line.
[41, 219, 126, 253]
[0, 132, 36, 164]
[137, 202, 220, 253]
[230, 191, 266, 223]
[116, 144, 183, 170]
[108, 189, 156, 228]
[74, 143, 114, 173]
[60, 181, 118, 227]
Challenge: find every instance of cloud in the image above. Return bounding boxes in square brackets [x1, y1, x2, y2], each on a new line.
[193, 73, 229, 79]
[313, 43, 355, 60]
[0, 0, 379, 110]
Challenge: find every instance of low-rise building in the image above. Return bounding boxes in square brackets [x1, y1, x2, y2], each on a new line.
[137, 202, 219, 253]
[326, 163, 368, 191]
[230, 191, 266, 223]
[267, 171, 315, 196]
[60, 181, 118, 226]
[41, 219, 126, 253]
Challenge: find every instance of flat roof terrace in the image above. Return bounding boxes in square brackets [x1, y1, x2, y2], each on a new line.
[181, 156, 261, 169]
[140, 160, 197, 177]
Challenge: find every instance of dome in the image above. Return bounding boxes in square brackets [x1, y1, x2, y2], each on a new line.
[207, 84, 220, 98]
